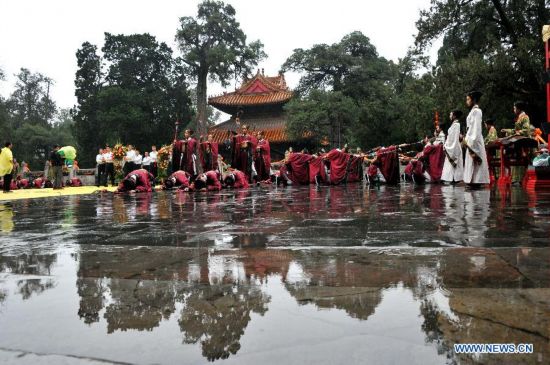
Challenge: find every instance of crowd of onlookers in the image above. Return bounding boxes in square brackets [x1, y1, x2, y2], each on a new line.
[95, 145, 158, 187]
[0, 142, 81, 193]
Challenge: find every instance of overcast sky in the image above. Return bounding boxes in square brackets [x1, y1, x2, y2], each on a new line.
[0, 0, 435, 110]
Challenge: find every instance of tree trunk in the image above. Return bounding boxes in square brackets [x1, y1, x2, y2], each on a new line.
[196, 67, 208, 137]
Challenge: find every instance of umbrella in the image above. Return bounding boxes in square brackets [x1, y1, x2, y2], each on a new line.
[59, 146, 77, 160]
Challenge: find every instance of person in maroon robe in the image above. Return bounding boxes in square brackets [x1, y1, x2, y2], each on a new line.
[365, 146, 400, 184]
[16, 177, 30, 189]
[308, 151, 329, 185]
[420, 138, 445, 183]
[223, 169, 250, 189]
[347, 154, 363, 183]
[33, 177, 45, 188]
[401, 155, 426, 183]
[173, 129, 198, 177]
[184, 170, 222, 192]
[116, 169, 154, 193]
[231, 125, 257, 182]
[254, 131, 271, 183]
[324, 149, 351, 185]
[66, 178, 83, 187]
[199, 134, 219, 173]
[163, 170, 191, 190]
[279, 152, 313, 185]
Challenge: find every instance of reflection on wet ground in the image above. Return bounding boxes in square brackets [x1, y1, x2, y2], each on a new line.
[0, 185, 549, 364]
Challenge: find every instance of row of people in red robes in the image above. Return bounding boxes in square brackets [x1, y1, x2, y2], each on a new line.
[172, 127, 271, 184]
[115, 168, 251, 193]
[0, 176, 83, 190]
[399, 136, 446, 184]
[276, 146, 401, 186]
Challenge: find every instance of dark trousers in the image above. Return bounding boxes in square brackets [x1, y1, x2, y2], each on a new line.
[151, 162, 158, 178]
[96, 164, 105, 186]
[3, 173, 12, 192]
[124, 162, 135, 176]
[52, 166, 63, 188]
[103, 163, 115, 186]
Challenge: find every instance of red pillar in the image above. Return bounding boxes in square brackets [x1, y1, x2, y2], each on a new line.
[546, 40, 549, 118]
[545, 34, 550, 142]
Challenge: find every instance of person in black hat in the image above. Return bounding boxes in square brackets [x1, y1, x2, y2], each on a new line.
[463, 91, 489, 185]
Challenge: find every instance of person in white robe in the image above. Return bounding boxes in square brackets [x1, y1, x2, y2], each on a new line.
[441, 110, 464, 183]
[463, 91, 490, 185]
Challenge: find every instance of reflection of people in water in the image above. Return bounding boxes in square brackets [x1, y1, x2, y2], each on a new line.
[462, 189, 491, 247]
[0, 203, 14, 233]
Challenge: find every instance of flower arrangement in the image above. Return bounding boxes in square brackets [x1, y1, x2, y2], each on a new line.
[112, 143, 127, 161]
[156, 144, 172, 179]
[113, 143, 128, 180]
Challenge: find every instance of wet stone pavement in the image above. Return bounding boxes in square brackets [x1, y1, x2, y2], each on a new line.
[0, 184, 548, 365]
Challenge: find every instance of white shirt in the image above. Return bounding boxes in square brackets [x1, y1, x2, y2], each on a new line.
[149, 151, 158, 162]
[134, 154, 143, 165]
[102, 152, 113, 163]
[96, 154, 104, 164]
[126, 150, 136, 161]
[142, 156, 152, 166]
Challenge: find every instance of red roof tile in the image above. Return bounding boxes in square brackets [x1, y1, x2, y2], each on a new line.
[208, 71, 293, 107]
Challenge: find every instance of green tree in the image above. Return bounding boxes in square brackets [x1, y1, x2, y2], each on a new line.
[413, 0, 550, 127]
[3, 68, 64, 169]
[73, 33, 194, 166]
[7, 68, 56, 129]
[285, 90, 359, 148]
[175, 0, 266, 136]
[282, 32, 404, 149]
[72, 42, 103, 166]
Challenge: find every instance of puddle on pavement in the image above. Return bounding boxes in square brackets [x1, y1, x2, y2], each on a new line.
[0, 184, 549, 364]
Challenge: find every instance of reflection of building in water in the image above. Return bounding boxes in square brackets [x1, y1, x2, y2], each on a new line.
[283, 250, 422, 320]
[76, 246, 276, 361]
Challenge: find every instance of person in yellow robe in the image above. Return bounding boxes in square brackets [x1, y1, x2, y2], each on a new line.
[501, 101, 533, 183]
[484, 119, 498, 145]
[501, 101, 532, 137]
[0, 142, 14, 193]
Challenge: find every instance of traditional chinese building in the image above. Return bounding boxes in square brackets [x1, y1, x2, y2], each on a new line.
[208, 70, 297, 160]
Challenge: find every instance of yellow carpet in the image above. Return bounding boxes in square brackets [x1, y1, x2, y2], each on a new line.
[0, 186, 119, 201]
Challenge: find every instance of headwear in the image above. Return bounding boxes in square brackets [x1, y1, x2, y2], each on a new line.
[467, 90, 483, 101]
[514, 101, 527, 111]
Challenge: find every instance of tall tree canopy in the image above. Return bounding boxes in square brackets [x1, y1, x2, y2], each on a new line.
[175, 0, 266, 136]
[413, 0, 549, 127]
[0, 68, 74, 169]
[283, 1, 549, 151]
[283, 32, 412, 149]
[73, 33, 193, 166]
